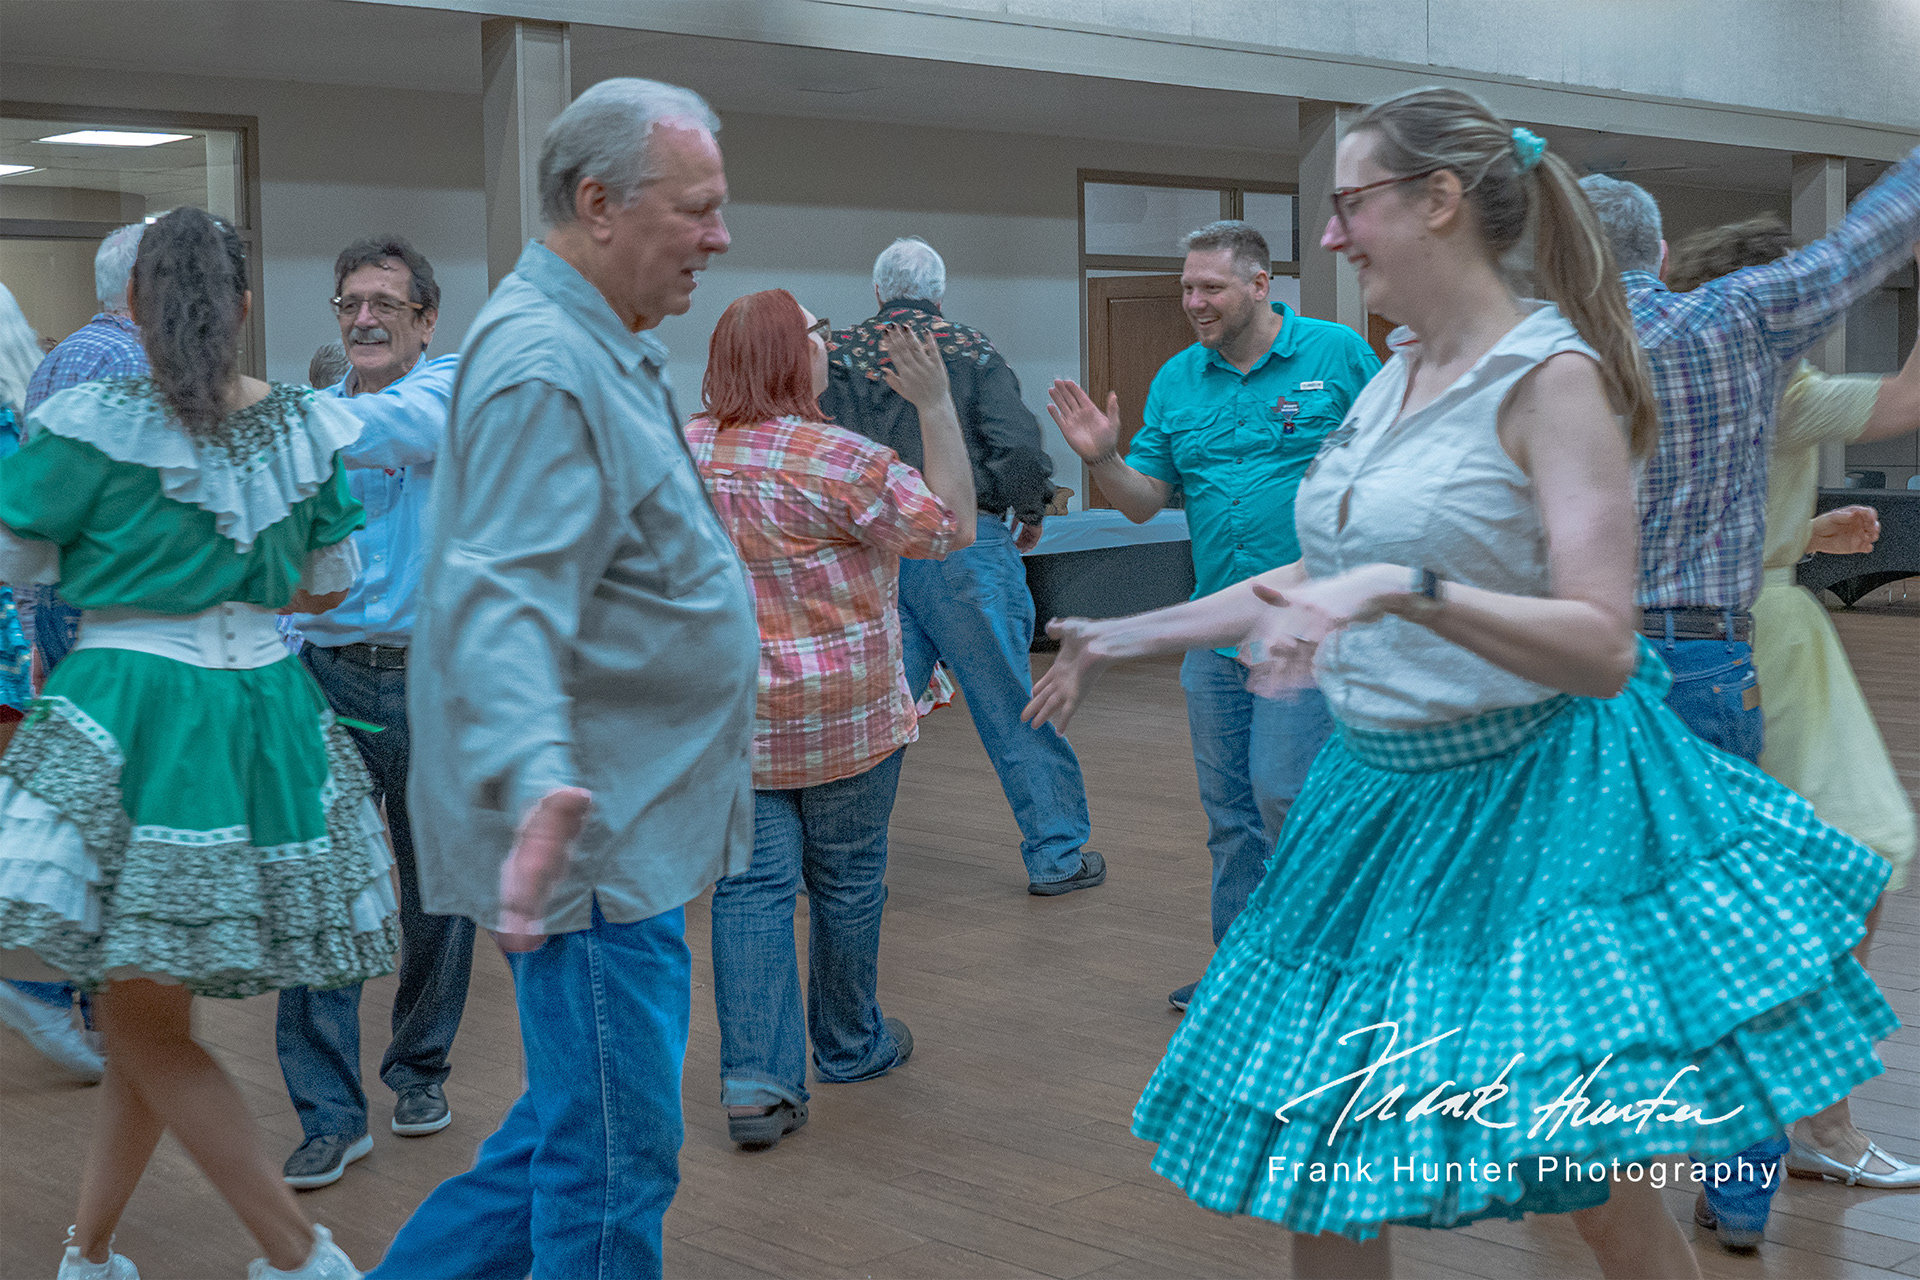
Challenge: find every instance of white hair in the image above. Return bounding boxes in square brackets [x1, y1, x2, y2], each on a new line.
[873, 237, 946, 305]
[95, 221, 147, 310]
[538, 78, 720, 227]
[0, 283, 43, 419]
[1577, 175, 1664, 276]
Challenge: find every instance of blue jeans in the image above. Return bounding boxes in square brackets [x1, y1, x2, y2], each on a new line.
[711, 750, 907, 1107]
[1180, 649, 1336, 945]
[369, 902, 690, 1280]
[276, 645, 475, 1140]
[1659, 632, 1779, 1230]
[898, 518, 1090, 883]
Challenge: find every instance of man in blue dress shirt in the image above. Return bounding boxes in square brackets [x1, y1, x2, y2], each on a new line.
[275, 237, 473, 1191]
[1049, 221, 1379, 1012]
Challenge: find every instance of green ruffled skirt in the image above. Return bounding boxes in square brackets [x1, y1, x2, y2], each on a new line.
[0, 647, 398, 998]
[1132, 640, 1894, 1240]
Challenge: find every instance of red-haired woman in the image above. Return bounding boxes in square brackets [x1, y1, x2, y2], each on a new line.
[686, 288, 976, 1151]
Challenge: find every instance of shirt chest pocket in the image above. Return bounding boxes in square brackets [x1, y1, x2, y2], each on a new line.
[612, 461, 741, 601]
[1161, 410, 1239, 471]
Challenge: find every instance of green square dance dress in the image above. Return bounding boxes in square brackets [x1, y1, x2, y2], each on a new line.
[0, 377, 398, 998]
[1131, 306, 1898, 1240]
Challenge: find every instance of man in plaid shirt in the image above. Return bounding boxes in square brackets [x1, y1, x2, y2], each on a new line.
[1583, 146, 1920, 1253]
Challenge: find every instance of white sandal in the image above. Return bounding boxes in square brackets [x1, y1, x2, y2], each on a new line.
[57, 1226, 139, 1279]
[1786, 1136, 1920, 1189]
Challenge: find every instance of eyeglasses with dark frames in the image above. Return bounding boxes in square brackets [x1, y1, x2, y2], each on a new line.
[805, 317, 831, 340]
[1329, 169, 1442, 231]
[331, 294, 426, 321]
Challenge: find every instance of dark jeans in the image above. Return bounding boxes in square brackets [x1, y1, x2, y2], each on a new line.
[710, 750, 907, 1108]
[275, 644, 475, 1140]
[369, 902, 690, 1280]
[1660, 633, 1780, 1231]
[898, 517, 1091, 883]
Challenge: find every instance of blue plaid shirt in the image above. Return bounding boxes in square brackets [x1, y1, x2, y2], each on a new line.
[23, 313, 148, 414]
[1630, 147, 1920, 611]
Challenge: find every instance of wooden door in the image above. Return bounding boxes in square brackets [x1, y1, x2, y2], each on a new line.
[1085, 274, 1193, 508]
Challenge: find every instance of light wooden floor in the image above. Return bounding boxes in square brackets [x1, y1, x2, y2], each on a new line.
[3, 597, 1916, 1280]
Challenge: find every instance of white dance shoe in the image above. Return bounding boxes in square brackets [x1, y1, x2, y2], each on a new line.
[246, 1225, 360, 1280]
[0, 984, 104, 1082]
[1786, 1135, 1920, 1189]
[57, 1227, 138, 1279]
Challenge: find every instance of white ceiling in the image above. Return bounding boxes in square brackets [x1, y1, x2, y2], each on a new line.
[1, 0, 1883, 191]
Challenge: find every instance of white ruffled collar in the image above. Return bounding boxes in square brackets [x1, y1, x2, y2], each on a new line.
[26, 377, 363, 551]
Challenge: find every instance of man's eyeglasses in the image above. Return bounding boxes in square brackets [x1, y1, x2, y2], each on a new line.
[331, 294, 425, 321]
[805, 317, 831, 340]
[1329, 170, 1441, 231]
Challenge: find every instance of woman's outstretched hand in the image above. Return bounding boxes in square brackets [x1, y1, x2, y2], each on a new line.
[492, 786, 592, 954]
[1022, 617, 1111, 735]
[1240, 565, 1411, 696]
[879, 323, 954, 411]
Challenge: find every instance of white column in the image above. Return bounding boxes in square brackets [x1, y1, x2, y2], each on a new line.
[1791, 153, 1848, 485]
[1297, 100, 1365, 336]
[483, 18, 571, 290]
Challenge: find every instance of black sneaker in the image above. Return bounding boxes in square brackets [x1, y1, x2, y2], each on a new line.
[283, 1132, 373, 1190]
[728, 1098, 808, 1151]
[1168, 982, 1198, 1013]
[391, 1082, 453, 1136]
[885, 1016, 914, 1069]
[1028, 850, 1107, 897]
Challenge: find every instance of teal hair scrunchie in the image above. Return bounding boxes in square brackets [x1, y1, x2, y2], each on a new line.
[1511, 126, 1547, 173]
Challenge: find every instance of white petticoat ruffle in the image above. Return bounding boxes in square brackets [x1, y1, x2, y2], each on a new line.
[299, 538, 363, 595]
[28, 381, 364, 552]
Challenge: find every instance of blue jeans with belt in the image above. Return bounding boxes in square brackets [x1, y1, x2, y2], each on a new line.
[1180, 648, 1336, 944]
[369, 901, 691, 1280]
[1657, 622, 1780, 1234]
[710, 749, 908, 1108]
[275, 644, 475, 1140]
[897, 517, 1091, 884]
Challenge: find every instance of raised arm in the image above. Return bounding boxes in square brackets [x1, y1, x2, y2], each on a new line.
[1046, 380, 1172, 523]
[336, 353, 455, 470]
[967, 343, 1055, 528]
[881, 324, 975, 549]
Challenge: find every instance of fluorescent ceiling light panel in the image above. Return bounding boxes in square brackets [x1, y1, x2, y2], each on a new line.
[0, 164, 41, 177]
[35, 130, 192, 147]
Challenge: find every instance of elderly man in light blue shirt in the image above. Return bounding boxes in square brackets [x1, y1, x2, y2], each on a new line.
[275, 238, 475, 1196]
[370, 80, 757, 1280]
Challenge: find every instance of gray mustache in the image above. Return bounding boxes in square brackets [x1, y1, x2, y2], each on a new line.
[349, 326, 391, 344]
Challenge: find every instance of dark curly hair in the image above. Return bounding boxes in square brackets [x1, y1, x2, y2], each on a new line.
[1666, 214, 1792, 293]
[131, 207, 249, 435]
[332, 236, 440, 312]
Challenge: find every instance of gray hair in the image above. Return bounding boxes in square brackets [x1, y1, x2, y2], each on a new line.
[308, 341, 351, 389]
[95, 221, 147, 310]
[1180, 220, 1271, 280]
[538, 78, 720, 227]
[873, 237, 946, 305]
[0, 283, 41, 418]
[1577, 175, 1664, 275]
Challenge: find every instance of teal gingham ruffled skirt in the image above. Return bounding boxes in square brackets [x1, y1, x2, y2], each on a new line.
[1132, 640, 1895, 1240]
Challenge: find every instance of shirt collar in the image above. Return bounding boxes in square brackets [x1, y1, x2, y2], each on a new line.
[1202, 301, 1294, 376]
[1619, 269, 1667, 295]
[89, 312, 139, 335]
[513, 240, 666, 374]
[878, 298, 942, 321]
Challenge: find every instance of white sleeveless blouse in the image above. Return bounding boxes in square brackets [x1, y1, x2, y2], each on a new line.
[1295, 304, 1600, 731]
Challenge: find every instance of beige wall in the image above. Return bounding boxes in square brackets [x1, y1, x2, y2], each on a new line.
[0, 239, 101, 346]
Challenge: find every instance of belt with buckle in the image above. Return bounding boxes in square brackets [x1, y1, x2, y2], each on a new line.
[1638, 607, 1752, 643]
[329, 642, 409, 669]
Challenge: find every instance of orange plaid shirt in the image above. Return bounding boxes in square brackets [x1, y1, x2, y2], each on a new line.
[686, 415, 957, 789]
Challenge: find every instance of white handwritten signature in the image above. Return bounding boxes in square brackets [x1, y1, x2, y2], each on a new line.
[1272, 1021, 1744, 1146]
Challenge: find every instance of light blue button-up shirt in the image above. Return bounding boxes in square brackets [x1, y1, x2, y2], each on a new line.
[294, 352, 457, 648]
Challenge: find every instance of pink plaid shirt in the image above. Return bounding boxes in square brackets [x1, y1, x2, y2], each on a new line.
[686, 415, 957, 789]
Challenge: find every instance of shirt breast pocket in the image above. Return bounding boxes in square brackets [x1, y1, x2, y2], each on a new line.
[1162, 411, 1232, 472]
[614, 463, 739, 601]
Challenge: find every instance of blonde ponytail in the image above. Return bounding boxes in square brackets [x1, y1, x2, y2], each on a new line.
[1353, 88, 1659, 457]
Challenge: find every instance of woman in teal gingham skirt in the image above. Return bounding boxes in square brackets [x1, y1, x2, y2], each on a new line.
[1031, 87, 1895, 1279]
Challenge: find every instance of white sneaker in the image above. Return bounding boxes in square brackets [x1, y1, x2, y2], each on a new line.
[57, 1227, 138, 1279]
[246, 1226, 359, 1280]
[0, 983, 103, 1082]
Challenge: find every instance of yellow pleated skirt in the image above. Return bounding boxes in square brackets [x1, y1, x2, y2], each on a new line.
[1754, 568, 1915, 894]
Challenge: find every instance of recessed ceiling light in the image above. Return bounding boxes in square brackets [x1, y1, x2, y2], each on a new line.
[0, 164, 41, 177]
[34, 130, 192, 147]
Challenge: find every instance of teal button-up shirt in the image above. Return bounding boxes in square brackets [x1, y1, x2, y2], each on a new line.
[1127, 302, 1380, 601]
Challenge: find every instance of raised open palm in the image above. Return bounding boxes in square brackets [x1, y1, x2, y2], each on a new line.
[1047, 380, 1121, 461]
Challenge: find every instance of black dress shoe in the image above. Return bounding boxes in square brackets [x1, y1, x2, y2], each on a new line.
[885, 1016, 913, 1068]
[392, 1082, 453, 1136]
[283, 1132, 373, 1189]
[728, 1098, 808, 1150]
[1028, 850, 1107, 896]
[1168, 982, 1197, 1012]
